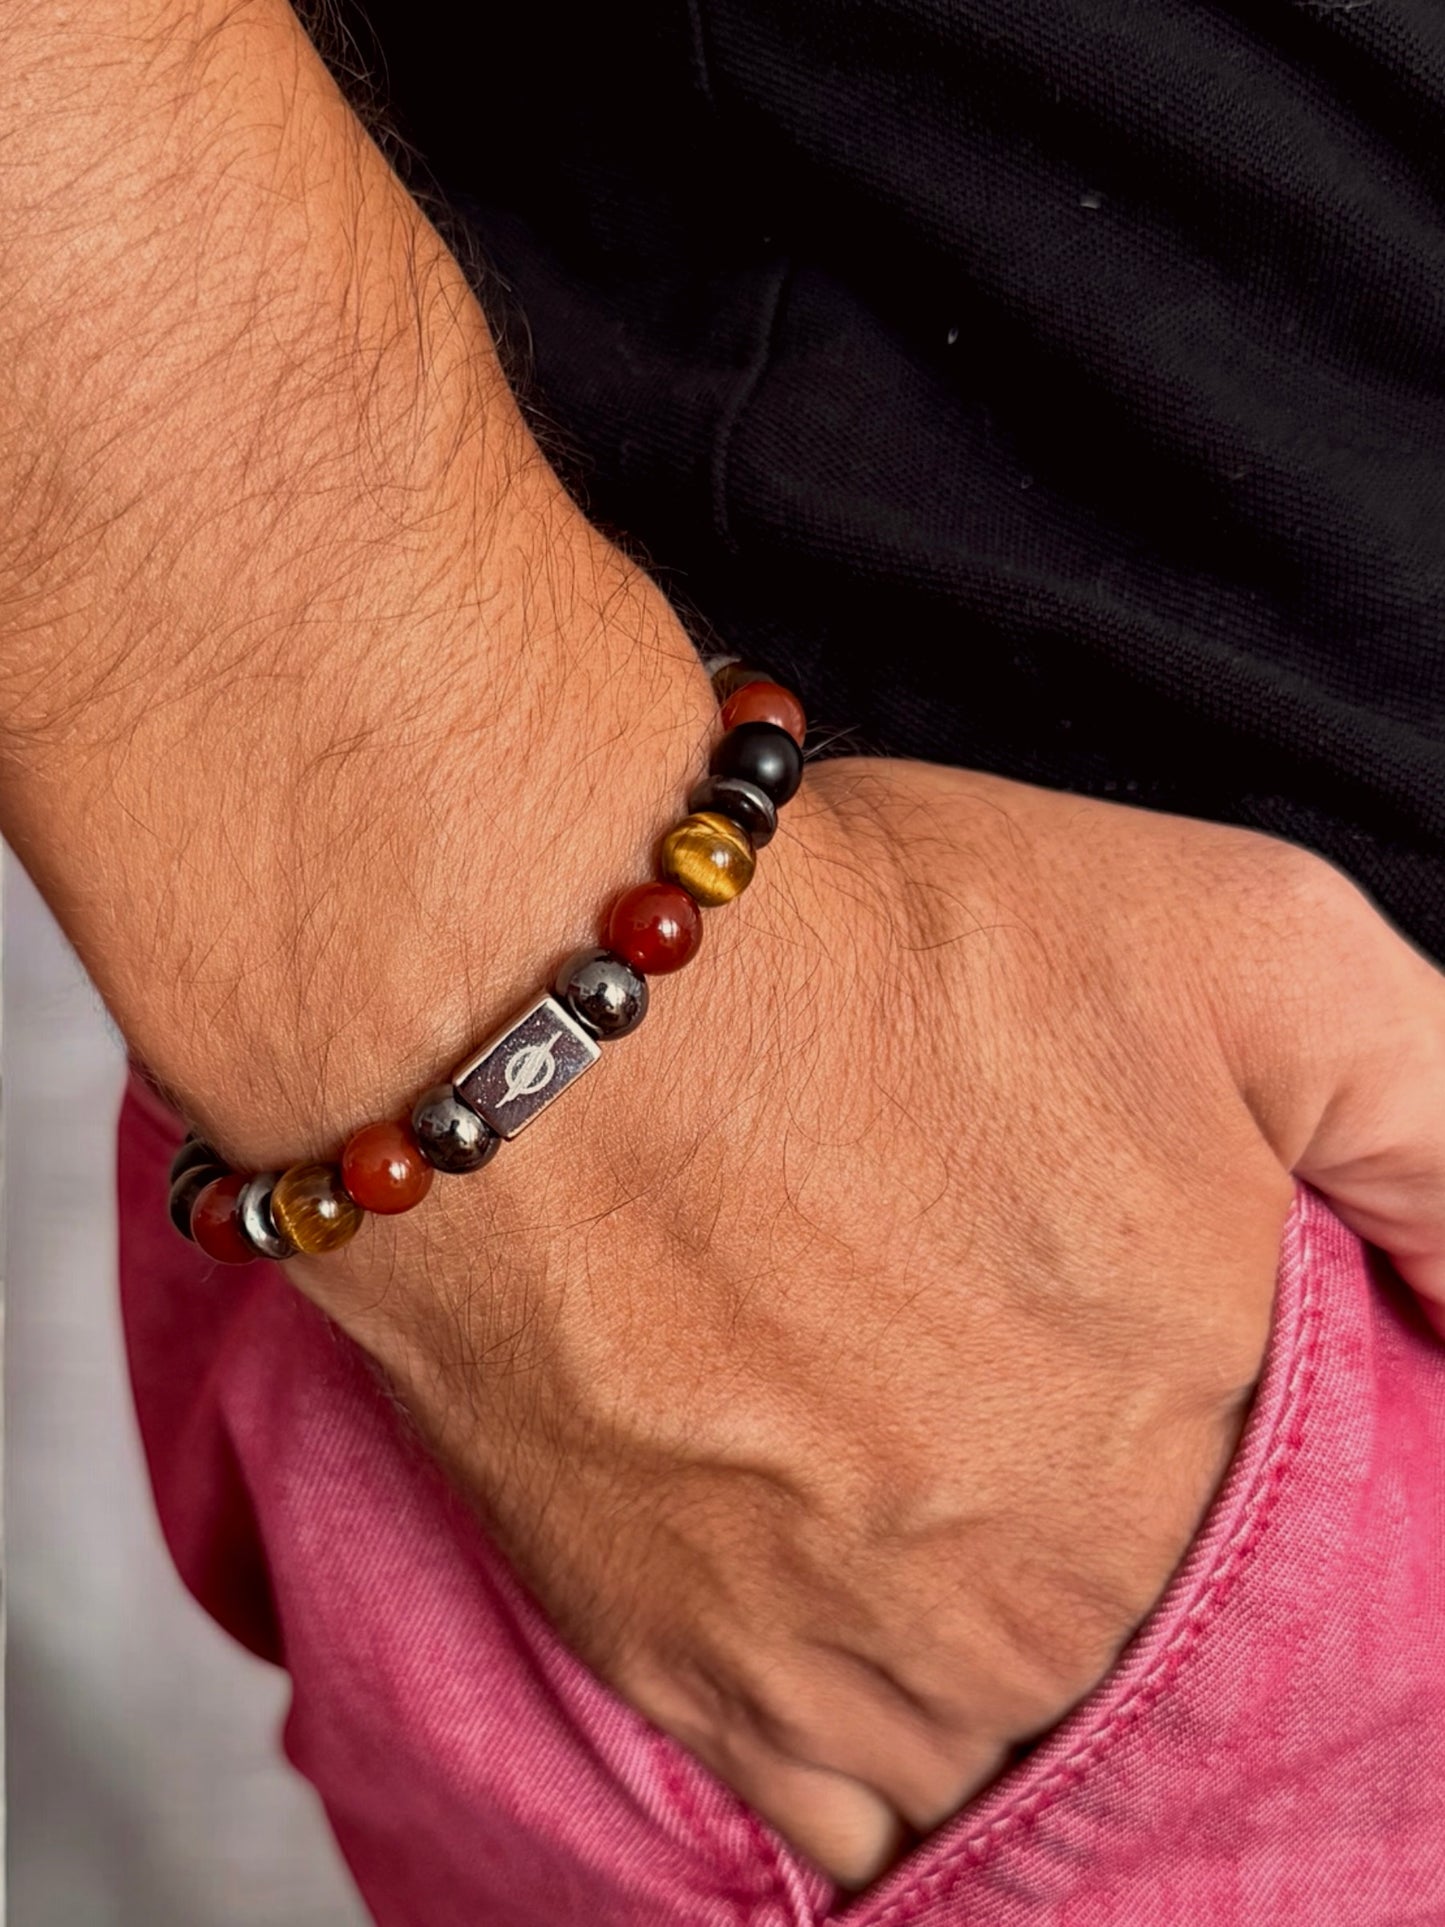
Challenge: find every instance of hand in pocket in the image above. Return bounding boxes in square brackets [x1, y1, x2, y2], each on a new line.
[290, 760, 1445, 1886]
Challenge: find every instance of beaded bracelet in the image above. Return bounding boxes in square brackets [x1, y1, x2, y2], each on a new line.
[167, 659, 807, 1265]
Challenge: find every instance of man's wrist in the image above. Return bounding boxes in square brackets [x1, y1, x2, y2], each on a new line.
[117, 530, 719, 1169]
[0, 0, 726, 1165]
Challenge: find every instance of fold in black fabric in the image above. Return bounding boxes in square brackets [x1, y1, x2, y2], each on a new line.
[339, 0, 1445, 961]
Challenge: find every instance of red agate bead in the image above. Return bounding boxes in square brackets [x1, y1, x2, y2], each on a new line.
[709, 661, 769, 702]
[190, 1173, 258, 1266]
[341, 1119, 434, 1215]
[719, 679, 806, 746]
[605, 882, 703, 974]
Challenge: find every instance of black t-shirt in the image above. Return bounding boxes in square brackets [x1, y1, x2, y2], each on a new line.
[339, 0, 1445, 962]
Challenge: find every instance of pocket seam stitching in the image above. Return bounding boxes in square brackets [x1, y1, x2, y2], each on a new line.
[856, 1191, 1326, 1925]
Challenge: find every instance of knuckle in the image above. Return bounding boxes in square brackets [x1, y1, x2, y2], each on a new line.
[709, 1661, 824, 1760]
[1213, 829, 1365, 941]
[1265, 838, 1373, 926]
[614, 1646, 815, 1762]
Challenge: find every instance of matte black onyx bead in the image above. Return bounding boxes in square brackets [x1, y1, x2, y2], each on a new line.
[687, 774, 777, 849]
[170, 1136, 221, 1186]
[709, 720, 804, 807]
[410, 1084, 500, 1175]
[168, 1162, 224, 1241]
[554, 946, 649, 1039]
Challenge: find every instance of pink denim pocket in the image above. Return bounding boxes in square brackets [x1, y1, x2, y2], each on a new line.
[839, 1180, 1445, 1924]
[118, 1073, 1445, 1925]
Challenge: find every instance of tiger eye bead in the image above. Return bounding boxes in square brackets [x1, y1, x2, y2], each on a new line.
[271, 1161, 363, 1255]
[658, 811, 756, 907]
[719, 679, 807, 746]
[341, 1120, 434, 1215]
[190, 1173, 257, 1266]
[605, 882, 703, 974]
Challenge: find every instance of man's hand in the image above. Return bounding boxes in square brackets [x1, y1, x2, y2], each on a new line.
[286, 756, 1445, 1887]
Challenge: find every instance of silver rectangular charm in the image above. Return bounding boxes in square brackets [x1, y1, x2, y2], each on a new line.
[451, 992, 601, 1140]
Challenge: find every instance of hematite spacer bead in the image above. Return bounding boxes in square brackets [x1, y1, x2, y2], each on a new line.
[237, 1172, 298, 1261]
[169, 1161, 225, 1241]
[170, 1136, 221, 1186]
[709, 720, 804, 807]
[687, 774, 777, 849]
[659, 811, 756, 907]
[411, 1084, 500, 1175]
[554, 946, 649, 1040]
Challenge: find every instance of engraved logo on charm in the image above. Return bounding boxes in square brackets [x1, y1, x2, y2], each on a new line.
[453, 994, 600, 1140]
[497, 1031, 563, 1107]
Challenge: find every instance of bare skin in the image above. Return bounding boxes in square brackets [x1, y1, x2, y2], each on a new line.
[1, 0, 1442, 1888]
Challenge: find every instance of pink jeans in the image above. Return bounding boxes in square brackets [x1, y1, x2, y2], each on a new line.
[118, 1070, 1445, 1923]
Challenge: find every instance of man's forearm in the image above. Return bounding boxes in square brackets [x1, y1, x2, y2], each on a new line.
[0, 0, 716, 1162]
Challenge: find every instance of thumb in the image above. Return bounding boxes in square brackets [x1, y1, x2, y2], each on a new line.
[1271, 861, 1445, 1327]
